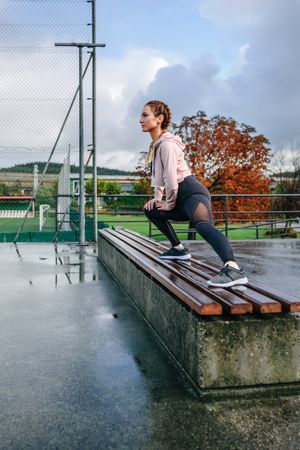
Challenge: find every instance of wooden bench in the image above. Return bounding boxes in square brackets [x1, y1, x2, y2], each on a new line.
[101, 227, 300, 317]
[98, 227, 300, 394]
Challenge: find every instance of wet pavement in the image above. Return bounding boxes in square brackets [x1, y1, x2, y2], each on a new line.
[187, 238, 300, 296]
[0, 240, 299, 449]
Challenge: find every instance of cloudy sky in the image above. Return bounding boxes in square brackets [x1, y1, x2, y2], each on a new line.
[0, 0, 299, 170]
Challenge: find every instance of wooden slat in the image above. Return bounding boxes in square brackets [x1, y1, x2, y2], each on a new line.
[247, 281, 300, 313]
[116, 228, 289, 314]
[191, 258, 299, 313]
[179, 260, 281, 314]
[108, 229, 225, 315]
[168, 262, 252, 315]
[101, 229, 222, 316]
[114, 228, 252, 315]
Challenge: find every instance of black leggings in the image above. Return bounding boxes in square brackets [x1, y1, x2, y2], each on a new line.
[144, 176, 235, 264]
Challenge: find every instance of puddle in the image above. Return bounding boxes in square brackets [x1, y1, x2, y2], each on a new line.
[0, 242, 101, 289]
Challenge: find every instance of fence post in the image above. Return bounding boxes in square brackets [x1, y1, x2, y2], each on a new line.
[55, 195, 58, 234]
[188, 222, 196, 240]
[225, 195, 229, 237]
[271, 222, 274, 239]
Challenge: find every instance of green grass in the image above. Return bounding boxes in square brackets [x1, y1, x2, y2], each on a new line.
[0, 216, 56, 233]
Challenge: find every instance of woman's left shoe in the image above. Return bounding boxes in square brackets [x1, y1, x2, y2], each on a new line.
[207, 266, 248, 288]
[158, 247, 191, 260]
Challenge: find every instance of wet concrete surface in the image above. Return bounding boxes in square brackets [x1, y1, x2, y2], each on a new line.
[0, 241, 300, 449]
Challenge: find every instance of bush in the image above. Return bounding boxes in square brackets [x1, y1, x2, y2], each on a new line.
[265, 227, 298, 238]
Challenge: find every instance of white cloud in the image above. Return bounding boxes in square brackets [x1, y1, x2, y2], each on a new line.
[229, 44, 250, 76]
[97, 48, 170, 169]
[100, 149, 138, 171]
[1, 1, 300, 172]
[198, 0, 266, 26]
[98, 48, 168, 118]
[120, 1, 300, 160]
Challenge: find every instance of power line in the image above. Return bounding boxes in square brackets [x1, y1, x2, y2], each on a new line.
[0, 145, 70, 150]
[10, 0, 84, 3]
[0, 46, 87, 53]
[0, 23, 88, 27]
[0, 98, 74, 101]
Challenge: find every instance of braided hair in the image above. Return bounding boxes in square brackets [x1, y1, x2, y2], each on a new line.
[145, 100, 172, 130]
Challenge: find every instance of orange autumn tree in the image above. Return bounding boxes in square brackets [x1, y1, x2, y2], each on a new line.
[173, 111, 272, 222]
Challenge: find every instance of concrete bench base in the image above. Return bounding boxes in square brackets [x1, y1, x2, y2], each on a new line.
[98, 231, 300, 396]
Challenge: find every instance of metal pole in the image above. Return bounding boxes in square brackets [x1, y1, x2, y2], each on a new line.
[54, 42, 105, 245]
[78, 45, 85, 245]
[92, 0, 98, 243]
[225, 195, 229, 237]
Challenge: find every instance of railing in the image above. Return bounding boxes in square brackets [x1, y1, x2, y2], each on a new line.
[1, 193, 298, 242]
[88, 193, 300, 241]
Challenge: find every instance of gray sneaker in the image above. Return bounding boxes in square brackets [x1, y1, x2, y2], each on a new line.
[159, 247, 191, 260]
[207, 266, 248, 288]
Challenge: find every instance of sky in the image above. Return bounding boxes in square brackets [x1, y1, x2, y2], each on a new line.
[0, 0, 299, 171]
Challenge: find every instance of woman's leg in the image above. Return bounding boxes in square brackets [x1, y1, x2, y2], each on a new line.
[183, 196, 248, 286]
[183, 196, 235, 264]
[144, 205, 187, 247]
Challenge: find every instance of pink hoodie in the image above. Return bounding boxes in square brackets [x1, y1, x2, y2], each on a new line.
[151, 132, 191, 210]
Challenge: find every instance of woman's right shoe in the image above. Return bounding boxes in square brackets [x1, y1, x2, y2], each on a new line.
[207, 266, 248, 288]
[158, 247, 191, 260]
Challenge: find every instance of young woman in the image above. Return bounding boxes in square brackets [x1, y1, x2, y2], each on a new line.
[140, 100, 248, 288]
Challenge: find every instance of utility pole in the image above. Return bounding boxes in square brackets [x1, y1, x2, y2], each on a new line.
[55, 42, 105, 245]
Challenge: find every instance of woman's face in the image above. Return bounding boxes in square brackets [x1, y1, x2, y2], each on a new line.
[139, 105, 162, 132]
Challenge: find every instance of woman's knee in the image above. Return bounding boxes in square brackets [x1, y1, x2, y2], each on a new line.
[144, 207, 157, 220]
[194, 220, 213, 237]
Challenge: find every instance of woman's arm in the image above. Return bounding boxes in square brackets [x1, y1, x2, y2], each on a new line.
[144, 186, 165, 211]
[156, 143, 179, 211]
[154, 186, 164, 200]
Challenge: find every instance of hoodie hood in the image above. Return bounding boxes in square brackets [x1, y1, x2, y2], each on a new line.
[154, 132, 185, 151]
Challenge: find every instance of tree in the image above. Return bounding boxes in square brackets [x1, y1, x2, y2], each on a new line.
[35, 182, 57, 209]
[0, 183, 22, 196]
[0, 183, 11, 196]
[271, 147, 300, 218]
[173, 111, 272, 221]
[105, 182, 121, 195]
[133, 152, 152, 194]
[85, 179, 107, 195]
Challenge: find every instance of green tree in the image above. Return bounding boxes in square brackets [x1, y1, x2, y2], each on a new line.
[105, 182, 121, 195]
[9, 183, 23, 195]
[0, 183, 11, 195]
[271, 148, 300, 218]
[133, 179, 152, 195]
[35, 183, 58, 209]
[133, 151, 152, 194]
[85, 179, 107, 195]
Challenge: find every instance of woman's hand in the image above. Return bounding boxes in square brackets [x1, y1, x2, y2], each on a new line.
[144, 198, 158, 211]
[156, 201, 171, 211]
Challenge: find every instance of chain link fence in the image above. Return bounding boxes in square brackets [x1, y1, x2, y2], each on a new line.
[0, 0, 94, 242]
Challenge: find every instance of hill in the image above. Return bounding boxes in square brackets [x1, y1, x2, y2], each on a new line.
[0, 162, 135, 176]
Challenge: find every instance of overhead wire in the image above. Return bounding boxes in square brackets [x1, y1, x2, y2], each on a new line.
[0, 23, 88, 26]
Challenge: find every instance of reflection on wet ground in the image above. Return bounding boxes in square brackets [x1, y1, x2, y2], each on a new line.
[0, 240, 299, 449]
[0, 242, 101, 290]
